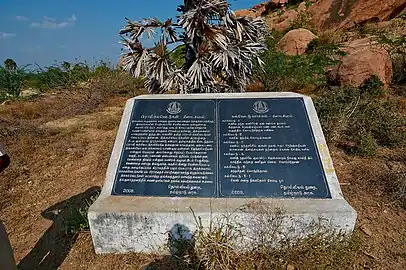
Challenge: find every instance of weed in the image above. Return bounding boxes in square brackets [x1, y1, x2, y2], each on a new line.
[352, 132, 377, 157]
[385, 171, 406, 208]
[65, 192, 99, 234]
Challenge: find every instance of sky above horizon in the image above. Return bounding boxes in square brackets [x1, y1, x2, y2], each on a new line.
[0, 0, 258, 68]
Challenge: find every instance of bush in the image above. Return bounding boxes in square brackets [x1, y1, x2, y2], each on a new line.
[0, 66, 26, 100]
[378, 35, 406, 85]
[315, 78, 406, 156]
[29, 62, 93, 90]
[256, 37, 339, 92]
[119, 0, 267, 93]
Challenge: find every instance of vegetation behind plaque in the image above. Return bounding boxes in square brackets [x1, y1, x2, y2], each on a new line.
[314, 76, 406, 157]
[0, 58, 144, 103]
[254, 35, 342, 92]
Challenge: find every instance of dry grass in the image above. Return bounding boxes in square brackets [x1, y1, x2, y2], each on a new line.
[142, 204, 361, 270]
[316, 29, 353, 45]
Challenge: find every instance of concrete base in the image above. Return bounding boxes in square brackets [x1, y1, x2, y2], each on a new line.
[89, 196, 356, 254]
[88, 92, 357, 254]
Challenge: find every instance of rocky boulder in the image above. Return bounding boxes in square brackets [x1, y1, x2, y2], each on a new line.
[329, 39, 393, 89]
[310, 0, 406, 30]
[297, 1, 308, 13]
[234, 9, 259, 18]
[277, 28, 318, 55]
[266, 9, 299, 32]
[235, 0, 290, 18]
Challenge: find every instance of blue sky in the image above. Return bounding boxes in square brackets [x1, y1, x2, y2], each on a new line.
[0, 0, 258, 68]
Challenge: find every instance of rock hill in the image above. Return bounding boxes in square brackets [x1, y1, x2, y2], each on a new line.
[235, 0, 406, 89]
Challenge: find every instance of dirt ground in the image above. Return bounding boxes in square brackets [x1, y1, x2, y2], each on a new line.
[0, 92, 405, 269]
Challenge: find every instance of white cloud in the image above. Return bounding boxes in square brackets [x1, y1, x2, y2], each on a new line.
[0, 32, 16, 39]
[43, 16, 56, 22]
[30, 14, 77, 29]
[16, 15, 28, 21]
[69, 14, 77, 22]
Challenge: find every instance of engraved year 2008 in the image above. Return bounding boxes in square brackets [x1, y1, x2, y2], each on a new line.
[122, 188, 135, 194]
[231, 190, 244, 195]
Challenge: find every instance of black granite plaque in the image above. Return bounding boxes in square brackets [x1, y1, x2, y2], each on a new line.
[112, 100, 217, 197]
[112, 98, 331, 199]
[218, 98, 330, 198]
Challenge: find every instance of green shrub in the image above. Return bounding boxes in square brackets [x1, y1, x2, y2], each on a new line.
[315, 78, 406, 156]
[170, 45, 186, 68]
[377, 35, 406, 85]
[360, 74, 384, 97]
[352, 132, 377, 157]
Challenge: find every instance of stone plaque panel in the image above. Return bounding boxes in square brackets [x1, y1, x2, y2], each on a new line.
[112, 98, 331, 199]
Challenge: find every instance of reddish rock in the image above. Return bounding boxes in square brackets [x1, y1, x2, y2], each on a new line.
[329, 39, 393, 89]
[297, 2, 307, 13]
[310, 0, 406, 30]
[243, 0, 292, 17]
[277, 28, 318, 55]
[267, 9, 299, 32]
[234, 9, 259, 18]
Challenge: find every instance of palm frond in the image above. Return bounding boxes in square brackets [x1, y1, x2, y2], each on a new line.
[186, 58, 212, 90]
[119, 0, 268, 94]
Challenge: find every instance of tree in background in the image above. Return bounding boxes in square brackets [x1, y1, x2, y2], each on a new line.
[4, 59, 17, 71]
[119, 0, 267, 94]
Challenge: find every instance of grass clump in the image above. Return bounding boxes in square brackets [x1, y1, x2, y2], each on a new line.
[385, 171, 406, 208]
[314, 76, 405, 156]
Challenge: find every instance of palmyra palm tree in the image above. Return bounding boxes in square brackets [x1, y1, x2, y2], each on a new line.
[119, 0, 267, 94]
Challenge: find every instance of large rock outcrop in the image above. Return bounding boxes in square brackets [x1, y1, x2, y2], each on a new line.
[329, 38, 393, 89]
[277, 28, 318, 55]
[310, 0, 406, 30]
